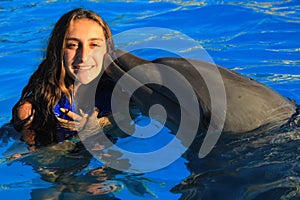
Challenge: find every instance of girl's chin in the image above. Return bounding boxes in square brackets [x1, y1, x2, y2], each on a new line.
[76, 76, 98, 85]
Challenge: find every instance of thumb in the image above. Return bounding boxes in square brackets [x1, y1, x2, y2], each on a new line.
[89, 108, 99, 118]
[79, 109, 89, 118]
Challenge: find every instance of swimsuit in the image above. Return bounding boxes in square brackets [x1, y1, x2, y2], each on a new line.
[54, 75, 114, 142]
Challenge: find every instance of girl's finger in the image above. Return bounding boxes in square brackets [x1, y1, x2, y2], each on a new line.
[57, 117, 75, 130]
[56, 117, 68, 124]
[79, 109, 88, 118]
[57, 116, 86, 131]
[60, 108, 83, 121]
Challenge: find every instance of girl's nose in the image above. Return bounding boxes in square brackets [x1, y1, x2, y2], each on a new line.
[77, 45, 90, 63]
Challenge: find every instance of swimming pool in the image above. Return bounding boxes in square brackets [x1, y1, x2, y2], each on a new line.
[0, 0, 300, 199]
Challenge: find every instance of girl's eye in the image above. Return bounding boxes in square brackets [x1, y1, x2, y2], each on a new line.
[66, 43, 78, 49]
[91, 43, 101, 47]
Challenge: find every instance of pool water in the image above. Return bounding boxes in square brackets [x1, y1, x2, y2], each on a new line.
[0, 0, 300, 199]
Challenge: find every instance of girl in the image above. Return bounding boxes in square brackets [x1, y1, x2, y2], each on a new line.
[11, 8, 115, 150]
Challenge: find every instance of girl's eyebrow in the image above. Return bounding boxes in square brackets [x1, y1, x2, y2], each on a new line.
[65, 38, 79, 42]
[65, 37, 104, 42]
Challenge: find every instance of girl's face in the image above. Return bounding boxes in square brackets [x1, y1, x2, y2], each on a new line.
[64, 18, 107, 85]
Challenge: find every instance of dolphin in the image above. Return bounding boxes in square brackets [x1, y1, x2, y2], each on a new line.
[104, 49, 296, 134]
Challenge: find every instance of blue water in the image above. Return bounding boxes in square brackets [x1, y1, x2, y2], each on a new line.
[0, 0, 300, 199]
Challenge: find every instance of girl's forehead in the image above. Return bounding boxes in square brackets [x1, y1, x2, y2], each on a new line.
[66, 18, 105, 39]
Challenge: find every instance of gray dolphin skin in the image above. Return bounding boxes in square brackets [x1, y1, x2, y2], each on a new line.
[104, 49, 296, 134]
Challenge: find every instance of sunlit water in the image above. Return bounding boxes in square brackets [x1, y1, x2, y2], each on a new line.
[0, 0, 300, 199]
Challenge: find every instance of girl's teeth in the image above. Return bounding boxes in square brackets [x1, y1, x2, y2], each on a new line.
[76, 65, 94, 70]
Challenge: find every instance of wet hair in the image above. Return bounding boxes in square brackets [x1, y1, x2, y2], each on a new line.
[11, 8, 114, 146]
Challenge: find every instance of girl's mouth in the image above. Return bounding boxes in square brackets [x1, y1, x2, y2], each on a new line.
[74, 65, 95, 72]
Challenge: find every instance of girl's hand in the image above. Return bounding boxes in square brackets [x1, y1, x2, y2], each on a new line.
[56, 108, 88, 131]
[81, 109, 102, 134]
[56, 108, 102, 135]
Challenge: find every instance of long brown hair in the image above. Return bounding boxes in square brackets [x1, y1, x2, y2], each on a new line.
[12, 8, 114, 145]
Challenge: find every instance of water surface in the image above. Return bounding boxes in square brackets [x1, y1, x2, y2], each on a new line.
[0, 0, 299, 199]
